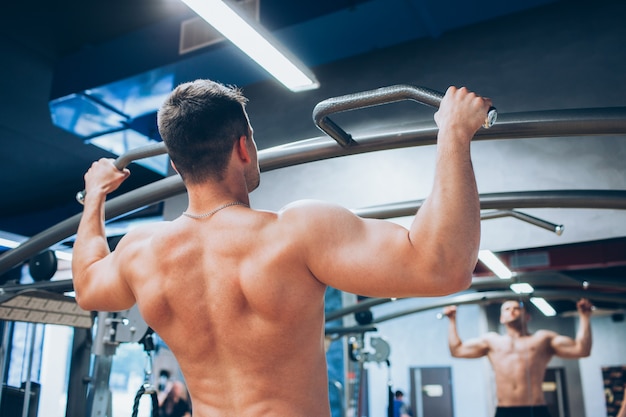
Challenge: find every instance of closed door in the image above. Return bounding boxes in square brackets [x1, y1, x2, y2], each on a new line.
[410, 366, 454, 417]
[543, 368, 568, 417]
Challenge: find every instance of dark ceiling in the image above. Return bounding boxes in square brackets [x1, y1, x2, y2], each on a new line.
[0, 0, 564, 237]
[0, 0, 625, 314]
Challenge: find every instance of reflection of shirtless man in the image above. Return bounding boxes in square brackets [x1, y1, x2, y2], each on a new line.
[443, 299, 593, 417]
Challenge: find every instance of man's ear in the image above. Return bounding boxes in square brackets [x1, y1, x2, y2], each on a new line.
[170, 160, 179, 174]
[235, 135, 251, 163]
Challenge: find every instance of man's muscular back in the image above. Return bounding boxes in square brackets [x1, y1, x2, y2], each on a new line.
[116, 208, 331, 417]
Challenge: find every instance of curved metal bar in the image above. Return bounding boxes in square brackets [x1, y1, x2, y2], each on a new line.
[323, 270, 626, 322]
[325, 297, 393, 322]
[1, 107, 626, 275]
[480, 189, 626, 210]
[480, 210, 563, 235]
[0, 279, 74, 295]
[0, 175, 185, 275]
[112, 142, 167, 169]
[354, 189, 626, 220]
[313, 84, 498, 147]
[371, 289, 626, 324]
[324, 325, 377, 336]
[76, 142, 167, 204]
[1, 189, 625, 276]
[313, 85, 444, 146]
[361, 206, 566, 234]
[264, 107, 626, 170]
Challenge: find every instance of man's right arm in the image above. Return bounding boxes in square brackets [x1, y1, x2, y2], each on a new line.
[444, 306, 489, 358]
[551, 298, 593, 358]
[412, 86, 489, 291]
[282, 87, 492, 299]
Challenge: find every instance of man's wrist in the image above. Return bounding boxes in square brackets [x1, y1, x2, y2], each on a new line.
[83, 188, 108, 204]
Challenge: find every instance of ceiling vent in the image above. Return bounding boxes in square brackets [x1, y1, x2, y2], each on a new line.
[179, 0, 260, 55]
[509, 251, 551, 269]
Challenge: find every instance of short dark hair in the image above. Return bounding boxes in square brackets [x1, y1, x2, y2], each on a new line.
[157, 79, 250, 184]
[395, 390, 404, 398]
[500, 299, 529, 312]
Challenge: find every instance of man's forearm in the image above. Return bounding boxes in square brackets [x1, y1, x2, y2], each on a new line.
[72, 193, 110, 277]
[412, 139, 480, 285]
[447, 318, 463, 354]
[433, 138, 481, 262]
[407, 87, 488, 294]
[576, 315, 592, 356]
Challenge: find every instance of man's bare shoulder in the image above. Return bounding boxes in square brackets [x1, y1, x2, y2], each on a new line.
[277, 199, 355, 228]
[120, 220, 171, 239]
[278, 199, 345, 215]
[532, 329, 559, 340]
[483, 331, 505, 343]
[111, 220, 172, 254]
[483, 331, 525, 351]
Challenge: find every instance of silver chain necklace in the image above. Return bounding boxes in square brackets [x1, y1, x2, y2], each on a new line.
[182, 201, 249, 219]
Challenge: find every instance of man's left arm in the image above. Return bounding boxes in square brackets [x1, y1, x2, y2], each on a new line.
[72, 158, 136, 312]
[551, 298, 593, 358]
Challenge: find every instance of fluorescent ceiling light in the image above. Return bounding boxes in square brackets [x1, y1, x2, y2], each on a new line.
[181, 0, 319, 92]
[478, 249, 513, 279]
[510, 282, 534, 294]
[530, 297, 557, 317]
[509, 282, 535, 294]
[0, 238, 20, 249]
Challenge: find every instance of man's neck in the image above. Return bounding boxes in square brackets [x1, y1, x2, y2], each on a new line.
[186, 181, 250, 213]
[505, 323, 529, 338]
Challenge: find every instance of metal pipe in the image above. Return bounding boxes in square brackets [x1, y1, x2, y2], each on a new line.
[264, 107, 626, 170]
[325, 297, 394, 322]
[312, 84, 497, 147]
[0, 321, 12, 411]
[479, 210, 563, 235]
[325, 325, 377, 336]
[324, 274, 626, 322]
[21, 323, 37, 417]
[354, 190, 626, 220]
[0, 279, 74, 294]
[313, 85, 445, 146]
[1, 107, 626, 274]
[372, 289, 626, 324]
[76, 142, 167, 204]
[0, 175, 185, 275]
[1, 189, 626, 277]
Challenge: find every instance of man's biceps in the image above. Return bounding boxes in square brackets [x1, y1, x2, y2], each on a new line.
[86, 260, 113, 282]
[456, 342, 484, 356]
[552, 335, 575, 349]
[458, 346, 486, 358]
[465, 336, 487, 347]
[86, 258, 123, 288]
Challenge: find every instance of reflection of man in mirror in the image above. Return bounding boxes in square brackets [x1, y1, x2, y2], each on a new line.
[443, 298, 593, 417]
